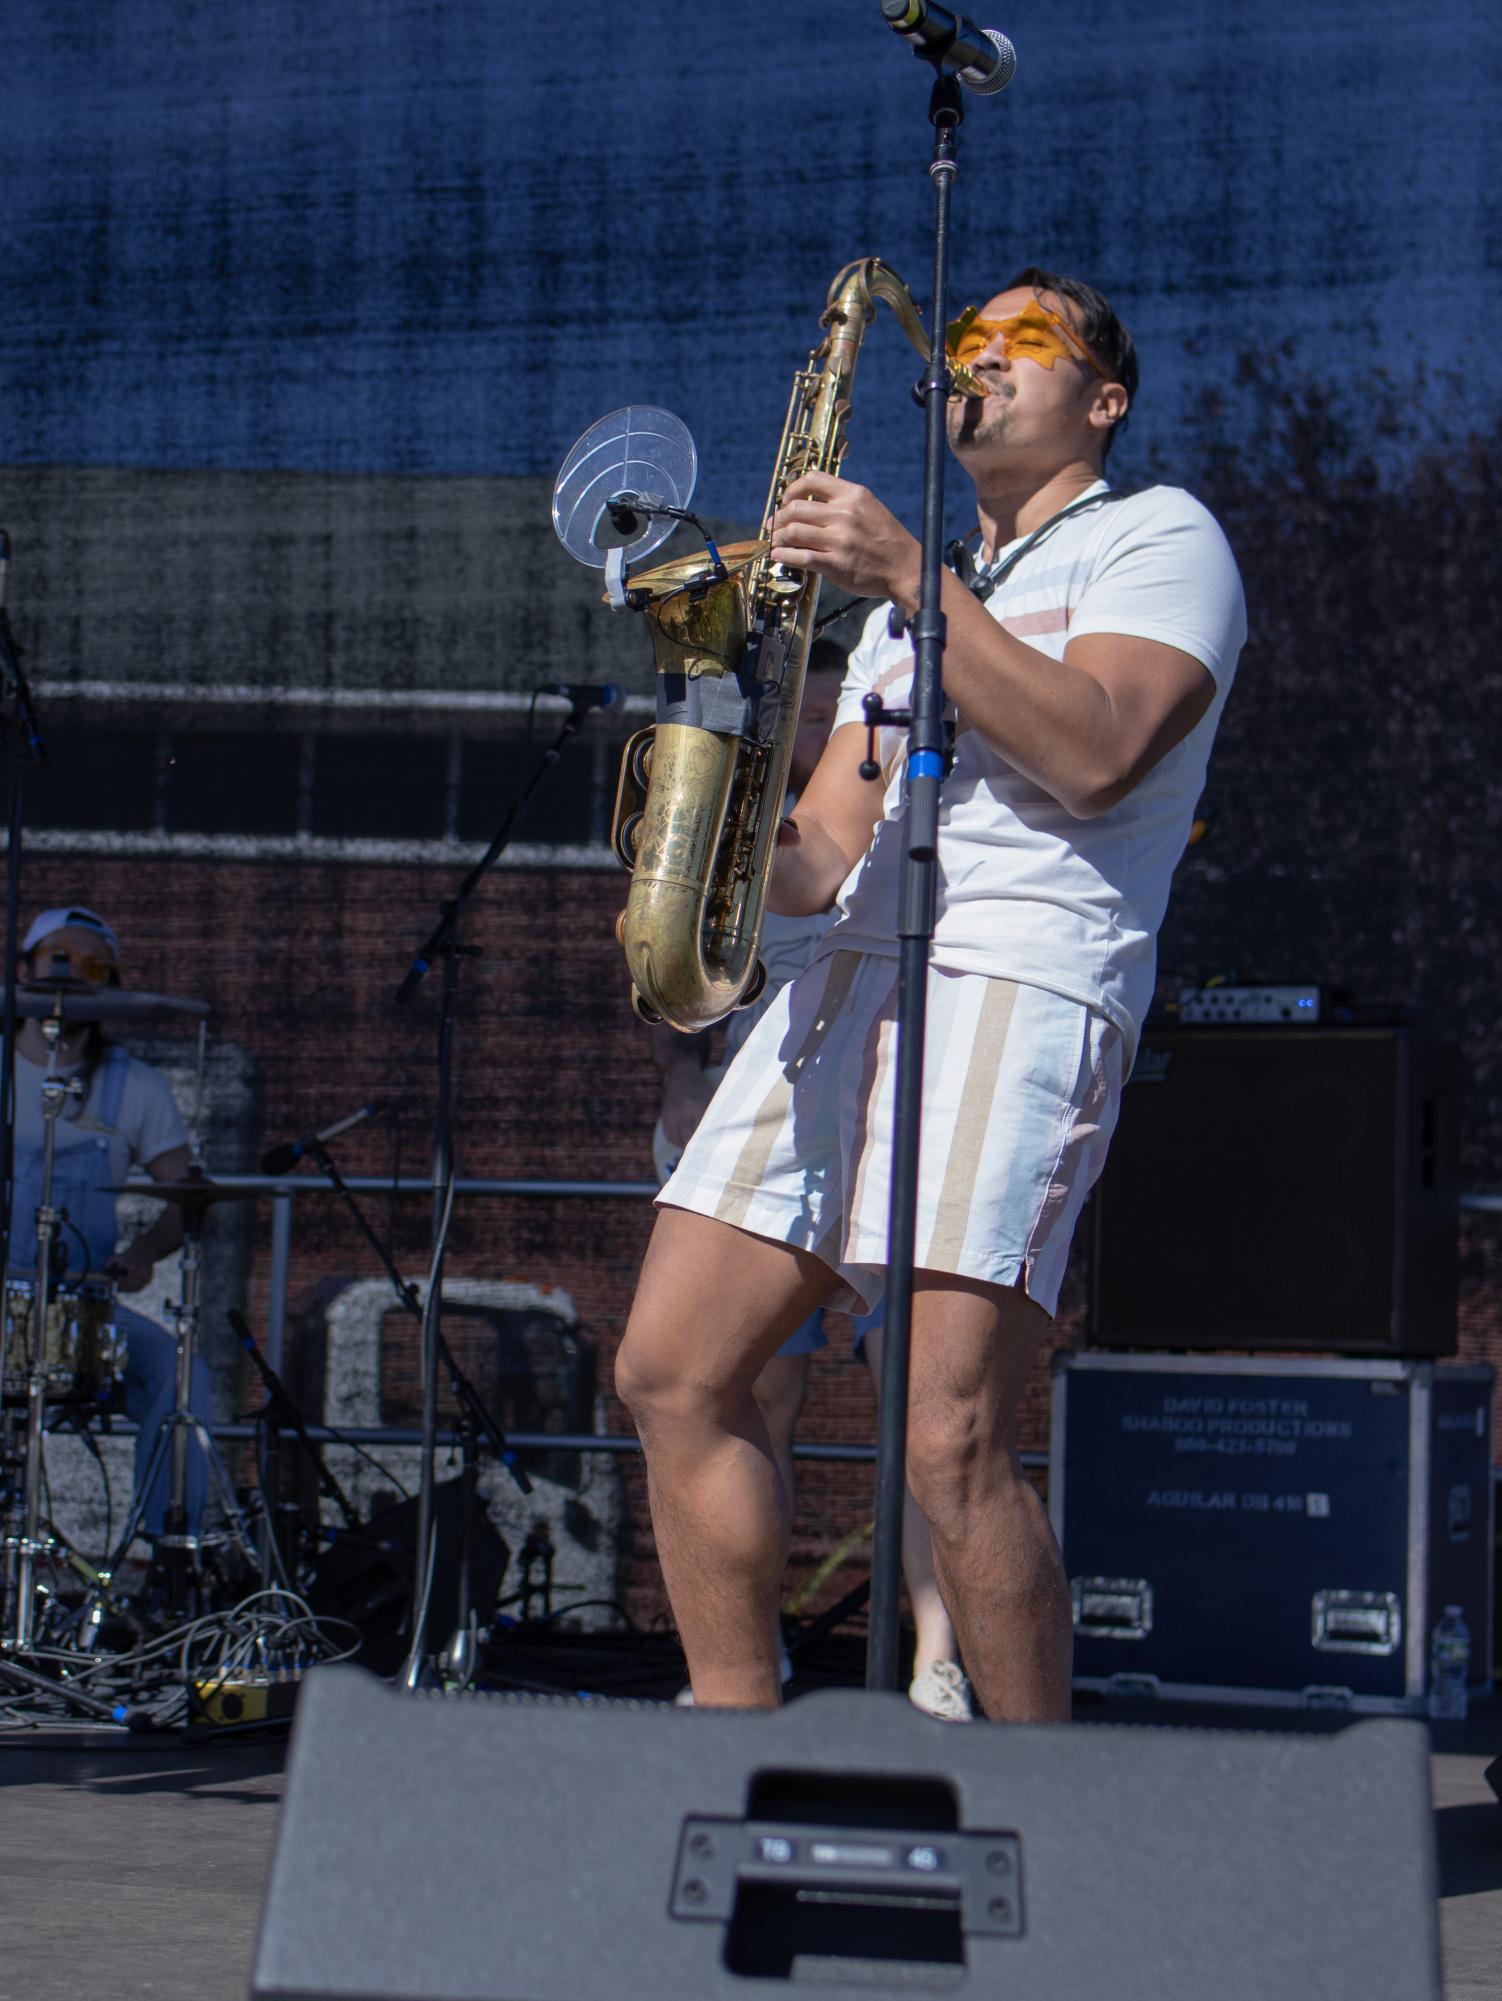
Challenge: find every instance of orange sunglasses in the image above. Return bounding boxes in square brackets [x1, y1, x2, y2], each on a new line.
[946, 298, 1109, 379]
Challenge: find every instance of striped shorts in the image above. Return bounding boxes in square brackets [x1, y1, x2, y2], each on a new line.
[658, 949, 1126, 1318]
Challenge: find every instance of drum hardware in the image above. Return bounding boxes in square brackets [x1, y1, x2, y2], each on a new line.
[105, 1179, 264, 1211]
[95, 1168, 259, 1621]
[0, 980, 212, 1025]
[1, 1002, 87, 1650]
[2, 1278, 124, 1406]
[0, 1000, 142, 1717]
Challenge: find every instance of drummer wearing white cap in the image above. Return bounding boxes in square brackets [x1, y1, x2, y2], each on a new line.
[8, 904, 214, 1537]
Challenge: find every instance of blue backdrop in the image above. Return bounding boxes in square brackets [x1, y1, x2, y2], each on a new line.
[5, 0, 1498, 521]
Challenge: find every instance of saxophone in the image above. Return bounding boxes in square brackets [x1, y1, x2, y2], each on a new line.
[609, 258, 979, 1033]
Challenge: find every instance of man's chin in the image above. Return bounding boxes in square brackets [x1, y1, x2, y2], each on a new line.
[947, 409, 997, 455]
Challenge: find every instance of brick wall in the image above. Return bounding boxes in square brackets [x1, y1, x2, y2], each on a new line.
[15, 851, 1499, 1627]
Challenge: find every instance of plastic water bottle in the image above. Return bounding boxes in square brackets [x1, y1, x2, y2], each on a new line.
[1428, 1605, 1471, 1721]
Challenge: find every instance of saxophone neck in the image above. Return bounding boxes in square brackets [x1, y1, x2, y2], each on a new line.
[826, 256, 986, 399]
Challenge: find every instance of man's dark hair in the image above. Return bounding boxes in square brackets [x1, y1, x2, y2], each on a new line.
[1005, 266, 1138, 458]
[806, 636, 848, 677]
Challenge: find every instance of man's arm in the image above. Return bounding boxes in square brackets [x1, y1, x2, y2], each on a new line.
[108, 1142, 191, 1292]
[771, 473, 1216, 820]
[768, 721, 886, 916]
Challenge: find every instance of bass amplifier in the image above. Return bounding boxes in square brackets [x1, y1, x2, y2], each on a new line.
[1051, 1350, 1494, 1712]
[1090, 1026, 1460, 1353]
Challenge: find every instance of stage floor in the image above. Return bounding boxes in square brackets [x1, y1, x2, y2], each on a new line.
[2, 1638, 1497, 2001]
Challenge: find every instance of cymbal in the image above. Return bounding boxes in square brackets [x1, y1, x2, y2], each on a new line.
[104, 1181, 259, 1206]
[1, 981, 211, 1024]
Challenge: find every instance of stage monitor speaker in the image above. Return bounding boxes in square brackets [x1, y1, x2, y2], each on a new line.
[251, 1666, 1442, 2001]
[1090, 1027, 1460, 1353]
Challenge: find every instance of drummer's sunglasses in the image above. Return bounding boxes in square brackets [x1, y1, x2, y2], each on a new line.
[37, 945, 120, 986]
[946, 299, 1109, 379]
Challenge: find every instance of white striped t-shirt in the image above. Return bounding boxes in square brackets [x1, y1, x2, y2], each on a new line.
[821, 481, 1247, 1056]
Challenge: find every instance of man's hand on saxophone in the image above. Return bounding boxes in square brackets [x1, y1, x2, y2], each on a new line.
[771, 471, 923, 615]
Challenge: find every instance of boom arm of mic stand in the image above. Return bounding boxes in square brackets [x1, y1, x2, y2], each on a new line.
[393, 706, 587, 1006]
[228, 1308, 362, 1527]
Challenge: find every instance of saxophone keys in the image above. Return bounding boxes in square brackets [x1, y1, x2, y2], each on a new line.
[629, 986, 664, 1027]
[732, 962, 768, 1011]
[612, 812, 645, 870]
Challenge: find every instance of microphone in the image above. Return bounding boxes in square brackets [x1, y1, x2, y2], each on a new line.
[607, 490, 650, 536]
[544, 682, 623, 711]
[260, 1101, 384, 1176]
[880, 0, 1016, 93]
[591, 490, 668, 551]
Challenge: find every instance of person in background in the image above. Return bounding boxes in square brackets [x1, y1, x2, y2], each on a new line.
[7, 905, 214, 1541]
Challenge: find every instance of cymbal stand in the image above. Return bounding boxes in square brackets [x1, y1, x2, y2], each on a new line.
[2, 1004, 81, 1650]
[101, 1191, 257, 1618]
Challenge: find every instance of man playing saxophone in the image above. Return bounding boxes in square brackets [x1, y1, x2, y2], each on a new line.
[615, 268, 1247, 1718]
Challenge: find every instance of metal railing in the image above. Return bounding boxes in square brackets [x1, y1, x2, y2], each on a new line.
[170, 1171, 1502, 1371]
[121, 1172, 1501, 1480]
[193, 1171, 658, 1372]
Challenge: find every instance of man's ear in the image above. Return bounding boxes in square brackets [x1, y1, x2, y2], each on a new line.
[1089, 380, 1130, 438]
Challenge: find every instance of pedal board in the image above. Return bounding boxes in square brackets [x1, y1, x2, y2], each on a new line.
[188, 1668, 304, 1730]
[1177, 983, 1321, 1026]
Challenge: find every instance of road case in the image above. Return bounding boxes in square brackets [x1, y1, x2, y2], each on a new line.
[1049, 1352, 1493, 1713]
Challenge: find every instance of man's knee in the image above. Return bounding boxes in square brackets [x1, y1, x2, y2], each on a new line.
[905, 1395, 1014, 1532]
[615, 1310, 720, 1427]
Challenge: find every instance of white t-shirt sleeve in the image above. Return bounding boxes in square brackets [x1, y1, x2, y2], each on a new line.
[127, 1063, 191, 1170]
[1066, 488, 1247, 686]
[833, 605, 891, 730]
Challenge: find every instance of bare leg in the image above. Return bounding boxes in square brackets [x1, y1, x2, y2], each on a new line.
[751, 1351, 811, 1520]
[904, 1273, 1071, 1723]
[615, 1207, 834, 1709]
[860, 1320, 958, 1679]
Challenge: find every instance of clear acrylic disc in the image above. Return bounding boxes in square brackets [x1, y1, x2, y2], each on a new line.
[551, 406, 698, 569]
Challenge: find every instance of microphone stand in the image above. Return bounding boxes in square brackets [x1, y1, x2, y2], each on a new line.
[862, 67, 973, 1694]
[228, 1308, 361, 1588]
[390, 715, 593, 1684]
[299, 1140, 532, 1684]
[0, 540, 48, 1287]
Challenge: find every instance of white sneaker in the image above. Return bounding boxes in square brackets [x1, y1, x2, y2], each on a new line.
[908, 1660, 973, 1722]
[676, 1645, 793, 1707]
